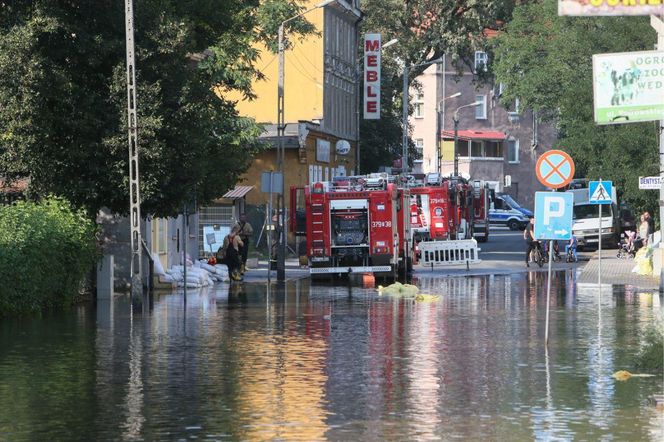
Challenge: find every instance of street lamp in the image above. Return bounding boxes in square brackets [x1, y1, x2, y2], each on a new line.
[277, 0, 336, 281]
[436, 92, 461, 175]
[401, 57, 443, 176]
[452, 101, 482, 177]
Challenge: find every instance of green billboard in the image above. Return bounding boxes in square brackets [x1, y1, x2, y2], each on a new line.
[593, 50, 664, 125]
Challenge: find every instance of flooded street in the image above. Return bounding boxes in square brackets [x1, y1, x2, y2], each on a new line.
[1, 271, 662, 440]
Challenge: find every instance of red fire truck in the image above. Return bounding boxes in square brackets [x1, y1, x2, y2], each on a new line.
[290, 174, 410, 277]
[290, 173, 489, 277]
[409, 174, 490, 243]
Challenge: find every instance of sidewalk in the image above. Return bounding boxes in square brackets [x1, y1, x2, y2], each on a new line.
[577, 252, 660, 290]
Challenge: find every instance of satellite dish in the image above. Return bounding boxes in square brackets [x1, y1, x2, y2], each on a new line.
[336, 139, 351, 155]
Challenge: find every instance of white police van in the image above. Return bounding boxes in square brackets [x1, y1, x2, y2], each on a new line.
[489, 193, 532, 230]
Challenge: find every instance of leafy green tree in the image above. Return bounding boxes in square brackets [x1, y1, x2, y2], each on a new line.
[0, 0, 313, 217]
[358, 0, 515, 172]
[492, 0, 658, 213]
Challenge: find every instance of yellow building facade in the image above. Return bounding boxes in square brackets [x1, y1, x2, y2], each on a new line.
[230, 0, 362, 210]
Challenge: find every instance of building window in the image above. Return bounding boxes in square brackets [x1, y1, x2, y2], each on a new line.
[415, 138, 424, 160]
[413, 93, 424, 118]
[474, 51, 488, 72]
[470, 141, 483, 157]
[485, 141, 503, 158]
[507, 138, 519, 163]
[475, 95, 487, 120]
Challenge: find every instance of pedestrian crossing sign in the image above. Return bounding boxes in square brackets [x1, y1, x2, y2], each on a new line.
[588, 180, 612, 205]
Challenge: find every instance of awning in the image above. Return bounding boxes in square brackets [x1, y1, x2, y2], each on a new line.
[222, 185, 254, 199]
[441, 130, 506, 141]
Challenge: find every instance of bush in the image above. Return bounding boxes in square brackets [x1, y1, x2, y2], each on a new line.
[635, 313, 664, 374]
[0, 197, 98, 316]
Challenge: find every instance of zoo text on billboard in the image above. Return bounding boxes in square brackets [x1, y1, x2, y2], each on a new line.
[364, 34, 381, 120]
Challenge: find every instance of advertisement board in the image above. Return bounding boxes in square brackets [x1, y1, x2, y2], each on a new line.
[639, 176, 661, 189]
[593, 50, 664, 124]
[559, 1, 664, 16]
[364, 34, 381, 119]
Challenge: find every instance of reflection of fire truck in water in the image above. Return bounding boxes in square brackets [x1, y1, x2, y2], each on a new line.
[290, 173, 490, 277]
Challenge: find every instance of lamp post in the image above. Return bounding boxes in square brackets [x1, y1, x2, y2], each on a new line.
[452, 101, 482, 177]
[277, 0, 336, 281]
[436, 92, 461, 175]
[401, 57, 443, 176]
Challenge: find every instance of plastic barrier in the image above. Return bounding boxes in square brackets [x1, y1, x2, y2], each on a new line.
[418, 239, 481, 267]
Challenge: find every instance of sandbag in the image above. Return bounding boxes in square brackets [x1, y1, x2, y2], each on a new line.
[152, 252, 166, 276]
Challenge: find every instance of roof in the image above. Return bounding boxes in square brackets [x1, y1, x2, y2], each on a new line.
[441, 130, 506, 141]
[222, 185, 254, 199]
[259, 123, 300, 149]
[0, 178, 28, 193]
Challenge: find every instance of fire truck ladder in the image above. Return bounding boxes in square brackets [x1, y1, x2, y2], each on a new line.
[125, 0, 143, 296]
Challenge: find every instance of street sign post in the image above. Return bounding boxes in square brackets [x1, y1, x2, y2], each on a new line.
[535, 191, 573, 345]
[535, 150, 575, 189]
[589, 180, 613, 293]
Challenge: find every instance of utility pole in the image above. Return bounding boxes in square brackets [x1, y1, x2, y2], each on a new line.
[651, 15, 664, 292]
[125, 0, 143, 297]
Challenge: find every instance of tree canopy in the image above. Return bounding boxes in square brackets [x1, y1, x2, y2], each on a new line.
[0, 0, 314, 217]
[492, 0, 659, 213]
[358, 0, 515, 172]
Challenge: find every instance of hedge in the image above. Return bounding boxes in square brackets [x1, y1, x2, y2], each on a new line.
[0, 197, 98, 316]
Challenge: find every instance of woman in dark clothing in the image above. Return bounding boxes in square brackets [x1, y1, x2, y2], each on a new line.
[223, 225, 244, 281]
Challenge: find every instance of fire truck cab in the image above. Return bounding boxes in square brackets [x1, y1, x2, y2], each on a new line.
[291, 174, 410, 277]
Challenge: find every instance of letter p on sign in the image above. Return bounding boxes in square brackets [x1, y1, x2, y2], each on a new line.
[543, 196, 564, 225]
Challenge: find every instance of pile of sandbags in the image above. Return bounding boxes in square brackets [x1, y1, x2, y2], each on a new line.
[632, 246, 654, 276]
[151, 253, 229, 287]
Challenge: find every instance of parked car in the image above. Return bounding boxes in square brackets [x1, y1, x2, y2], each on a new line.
[489, 193, 532, 230]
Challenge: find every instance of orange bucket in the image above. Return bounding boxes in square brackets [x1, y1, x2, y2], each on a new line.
[362, 273, 375, 288]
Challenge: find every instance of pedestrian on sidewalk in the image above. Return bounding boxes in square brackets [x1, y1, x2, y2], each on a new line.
[639, 213, 651, 246]
[233, 213, 254, 274]
[524, 217, 538, 267]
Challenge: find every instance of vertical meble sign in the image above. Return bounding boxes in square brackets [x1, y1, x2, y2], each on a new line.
[364, 34, 381, 119]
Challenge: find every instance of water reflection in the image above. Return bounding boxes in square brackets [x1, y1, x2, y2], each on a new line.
[0, 273, 662, 440]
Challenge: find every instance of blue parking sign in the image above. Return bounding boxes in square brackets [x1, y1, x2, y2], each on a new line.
[534, 192, 573, 241]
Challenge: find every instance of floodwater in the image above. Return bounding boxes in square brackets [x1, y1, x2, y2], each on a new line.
[1, 271, 663, 441]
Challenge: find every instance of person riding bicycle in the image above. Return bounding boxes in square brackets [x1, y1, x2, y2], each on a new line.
[565, 236, 578, 262]
[524, 217, 539, 267]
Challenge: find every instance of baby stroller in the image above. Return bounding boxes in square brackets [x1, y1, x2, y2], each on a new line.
[617, 230, 642, 259]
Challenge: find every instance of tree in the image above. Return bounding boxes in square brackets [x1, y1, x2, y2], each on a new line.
[358, 0, 515, 173]
[492, 0, 659, 213]
[0, 0, 314, 217]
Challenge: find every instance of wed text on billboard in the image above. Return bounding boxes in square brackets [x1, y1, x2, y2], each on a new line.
[592, 50, 664, 125]
[364, 34, 381, 119]
[559, 0, 664, 16]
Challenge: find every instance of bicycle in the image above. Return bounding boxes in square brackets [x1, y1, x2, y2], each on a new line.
[530, 241, 545, 268]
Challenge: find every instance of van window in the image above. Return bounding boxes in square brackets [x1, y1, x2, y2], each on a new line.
[574, 204, 612, 220]
[494, 198, 504, 210]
